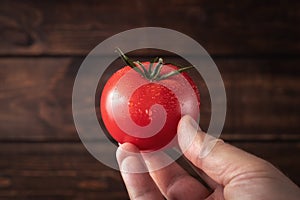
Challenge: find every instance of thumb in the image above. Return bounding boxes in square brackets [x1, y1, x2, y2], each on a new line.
[177, 115, 279, 186]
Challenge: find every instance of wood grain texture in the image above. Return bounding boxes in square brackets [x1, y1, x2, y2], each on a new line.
[0, 142, 299, 199]
[0, 0, 299, 198]
[0, 58, 78, 141]
[0, 57, 299, 141]
[0, 0, 299, 55]
[0, 143, 127, 199]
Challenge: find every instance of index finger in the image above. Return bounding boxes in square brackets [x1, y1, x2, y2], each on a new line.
[116, 143, 164, 200]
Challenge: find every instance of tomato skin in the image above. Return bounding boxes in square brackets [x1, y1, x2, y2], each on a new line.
[100, 62, 200, 151]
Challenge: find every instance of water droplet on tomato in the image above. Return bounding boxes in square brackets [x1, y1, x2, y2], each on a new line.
[128, 101, 133, 107]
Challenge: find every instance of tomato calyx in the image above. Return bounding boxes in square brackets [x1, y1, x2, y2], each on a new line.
[115, 48, 194, 81]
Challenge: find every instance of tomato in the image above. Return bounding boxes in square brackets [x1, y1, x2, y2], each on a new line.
[100, 49, 200, 151]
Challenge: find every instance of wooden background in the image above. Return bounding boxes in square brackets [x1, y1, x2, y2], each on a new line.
[0, 0, 299, 199]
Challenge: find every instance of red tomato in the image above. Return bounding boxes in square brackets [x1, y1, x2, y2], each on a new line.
[101, 51, 200, 151]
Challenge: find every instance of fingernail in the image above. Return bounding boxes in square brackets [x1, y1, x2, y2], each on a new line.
[116, 143, 147, 173]
[177, 115, 201, 151]
[120, 155, 147, 173]
[177, 115, 223, 159]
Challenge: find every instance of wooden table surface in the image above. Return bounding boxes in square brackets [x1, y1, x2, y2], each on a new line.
[0, 0, 299, 199]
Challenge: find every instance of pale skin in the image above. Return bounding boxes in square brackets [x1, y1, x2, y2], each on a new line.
[116, 115, 300, 200]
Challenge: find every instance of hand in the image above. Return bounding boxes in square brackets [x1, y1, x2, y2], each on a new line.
[116, 115, 300, 200]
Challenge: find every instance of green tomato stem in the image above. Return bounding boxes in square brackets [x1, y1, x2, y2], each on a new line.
[116, 47, 194, 81]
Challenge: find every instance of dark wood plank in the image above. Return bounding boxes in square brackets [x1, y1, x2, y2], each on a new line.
[0, 57, 299, 141]
[0, 0, 299, 55]
[0, 142, 299, 199]
[0, 58, 78, 141]
[215, 58, 300, 140]
[0, 142, 127, 199]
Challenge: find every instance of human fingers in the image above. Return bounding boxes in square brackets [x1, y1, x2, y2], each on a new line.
[178, 115, 283, 185]
[116, 143, 164, 200]
[143, 151, 211, 199]
[178, 115, 300, 199]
